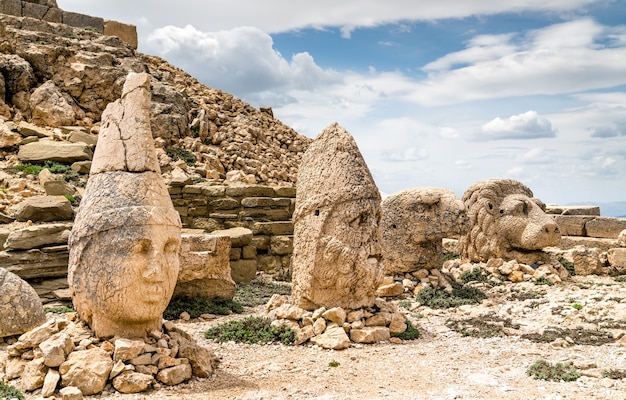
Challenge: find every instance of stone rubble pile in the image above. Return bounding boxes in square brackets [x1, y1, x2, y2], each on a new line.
[1, 315, 218, 397]
[265, 295, 410, 350]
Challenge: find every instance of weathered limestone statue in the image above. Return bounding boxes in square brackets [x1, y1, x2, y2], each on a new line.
[381, 187, 468, 274]
[68, 72, 182, 338]
[292, 123, 383, 310]
[0, 268, 46, 337]
[460, 179, 561, 264]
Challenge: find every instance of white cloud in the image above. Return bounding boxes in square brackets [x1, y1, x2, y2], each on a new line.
[381, 147, 428, 162]
[479, 111, 557, 140]
[455, 159, 472, 169]
[409, 19, 626, 106]
[146, 25, 342, 96]
[516, 147, 552, 164]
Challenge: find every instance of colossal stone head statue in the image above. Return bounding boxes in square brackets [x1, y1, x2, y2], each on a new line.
[292, 123, 383, 311]
[460, 179, 560, 264]
[381, 187, 468, 274]
[68, 72, 181, 338]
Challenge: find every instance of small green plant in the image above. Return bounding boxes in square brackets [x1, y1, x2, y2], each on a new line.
[572, 303, 584, 310]
[558, 258, 575, 276]
[65, 33, 79, 40]
[83, 26, 99, 32]
[328, 360, 340, 367]
[14, 163, 44, 175]
[166, 145, 196, 166]
[397, 300, 412, 309]
[459, 267, 488, 284]
[416, 281, 487, 309]
[443, 253, 459, 262]
[394, 321, 421, 340]
[526, 359, 580, 382]
[0, 381, 24, 400]
[602, 369, 626, 379]
[44, 305, 74, 313]
[615, 275, 626, 283]
[164, 297, 243, 320]
[64, 194, 76, 203]
[534, 276, 554, 286]
[204, 316, 296, 345]
[233, 279, 292, 307]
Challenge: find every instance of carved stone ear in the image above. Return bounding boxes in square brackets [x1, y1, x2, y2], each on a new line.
[532, 197, 546, 212]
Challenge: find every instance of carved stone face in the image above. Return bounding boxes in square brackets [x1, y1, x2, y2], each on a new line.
[74, 223, 180, 338]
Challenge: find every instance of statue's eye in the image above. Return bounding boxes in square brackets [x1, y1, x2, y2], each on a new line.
[164, 240, 179, 254]
[134, 239, 151, 254]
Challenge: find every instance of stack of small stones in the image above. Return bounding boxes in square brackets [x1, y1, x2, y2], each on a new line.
[265, 295, 410, 350]
[376, 258, 570, 299]
[2, 314, 217, 397]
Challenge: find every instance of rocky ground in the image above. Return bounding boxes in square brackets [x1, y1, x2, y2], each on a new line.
[5, 274, 623, 400]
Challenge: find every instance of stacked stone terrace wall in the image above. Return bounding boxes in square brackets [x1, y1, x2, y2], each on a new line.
[170, 183, 296, 281]
[0, 0, 138, 48]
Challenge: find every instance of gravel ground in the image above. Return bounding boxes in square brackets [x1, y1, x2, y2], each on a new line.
[5, 275, 626, 400]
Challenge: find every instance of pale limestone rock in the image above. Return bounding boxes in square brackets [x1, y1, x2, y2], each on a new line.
[389, 312, 408, 335]
[21, 357, 48, 392]
[0, 129, 21, 148]
[13, 195, 74, 222]
[89, 73, 159, 174]
[4, 222, 71, 250]
[103, 20, 138, 49]
[274, 304, 306, 320]
[113, 338, 145, 362]
[18, 141, 93, 163]
[5, 357, 27, 380]
[156, 364, 192, 386]
[292, 123, 383, 310]
[322, 307, 346, 326]
[175, 233, 235, 300]
[572, 246, 607, 275]
[68, 72, 181, 339]
[30, 80, 77, 127]
[312, 318, 326, 336]
[295, 325, 315, 345]
[381, 187, 467, 273]
[112, 371, 153, 394]
[346, 310, 364, 323]
[174, 332, 219, 378]
[0, 268, 46, 337]
[618, 229, 626, 247]
[17, 121, 52, 138]
[44, 179, 75, 196]
[461, 179, 561, 264]
[350, 326, 390, 344]
[585, 217, 626, 239]
[12, 320, 61, 351]
[39, 332, 74, 367]
[365, 312, 392, 327]
[607, 248, 626, 274]
[42, 368, 61, 397]
[59, 347, 113, 396]
[309, 324, 351, 350]
[376, 282, 404, 297]
[59, 386, 83, 400]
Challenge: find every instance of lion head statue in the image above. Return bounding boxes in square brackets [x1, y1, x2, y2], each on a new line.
[460, 179, 561, 264]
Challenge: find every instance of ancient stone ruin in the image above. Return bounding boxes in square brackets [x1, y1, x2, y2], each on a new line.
[68, 72, 181, 339]
[292, 122, 384, 311]
[460, 178, 561, 265]
[381, 187, 467, 275]
[0, 268, 46, 337]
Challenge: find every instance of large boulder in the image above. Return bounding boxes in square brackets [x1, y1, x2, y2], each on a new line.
[0, 268, 46, 337]
[29, 80, 77, 127]
[13, 195, 74, 222]
[18, 140, 93, 163]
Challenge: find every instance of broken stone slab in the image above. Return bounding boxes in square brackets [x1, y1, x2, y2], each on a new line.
[59, 347, 113, 396]
[0, 268, 46, 337]
[12, 195, 74, 222]
[39, 331, 74, 367]
[42, 368, 61, 398]
[18, 140, 93, 163]
[210, 227, 253, 247]
[546, 205, 601, 216]
[608, 248, 626, 274]
[21, 357, 48, 391]
[17, 121, 54, 138]
[349, 326, 390, 344]
[66, 129, 98, 147]
[4, 222, 72, 250]
[229, 259, 256, 283]
[156, 363, 192, 386]
[112, 371, 153, 394]
[552, 215, 596, 236]
[310, 324, 351, 350]
[44, 179, 76, 196]
[585, 217, 626, 239]
[0, 248, 69, 280]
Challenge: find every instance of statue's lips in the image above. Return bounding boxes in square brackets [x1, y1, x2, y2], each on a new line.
[143, 285, 165, 303]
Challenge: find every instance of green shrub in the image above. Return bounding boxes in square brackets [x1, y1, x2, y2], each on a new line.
[526, 359, 580, 382]
[459, 267, 488, 283]
[572, 303, 583, 310]
[328, 360, 340, 367]
[394, 321, 421, 340]
[559, 258, 575, 276]
[416, 281, 487, 309]
[164, 297, 243, 320]
[602, 369, 626, 379]
[14, 163, 43, 175]
[233, 279, 292, 307]
[44, 305, 74, 313]
[534, 276, 555, 286]
[204, 316, 296, 345]
[0, 381, 24, 400]
[615, 275, 626, 283]
[166, 146, 196, 166]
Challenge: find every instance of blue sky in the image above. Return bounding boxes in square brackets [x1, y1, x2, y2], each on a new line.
[58, 1, 626, 213]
